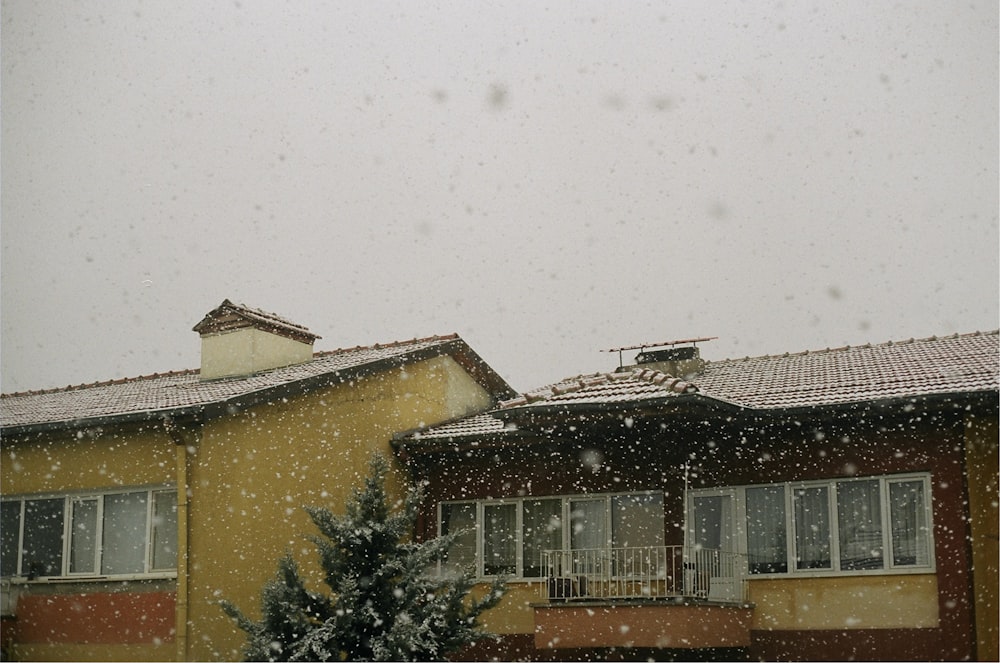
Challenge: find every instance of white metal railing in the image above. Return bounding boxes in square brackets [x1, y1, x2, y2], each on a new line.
[540, 545, 747, 603]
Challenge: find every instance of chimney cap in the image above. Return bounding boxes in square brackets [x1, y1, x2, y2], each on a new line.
[193, 299, 321, 344]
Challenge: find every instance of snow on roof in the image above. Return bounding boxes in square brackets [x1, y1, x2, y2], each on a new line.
[405, 331, 999, 442]
[0, 335, 496, 432]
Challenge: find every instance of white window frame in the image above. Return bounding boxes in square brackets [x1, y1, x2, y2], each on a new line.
[1, 486, 178, 582]
[688, 472, 935, 578]
[438, 491, 665, 580]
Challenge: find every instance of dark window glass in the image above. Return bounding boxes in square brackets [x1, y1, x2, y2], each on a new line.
[23, 499, 65, 578]
[1, 501, 22, 577]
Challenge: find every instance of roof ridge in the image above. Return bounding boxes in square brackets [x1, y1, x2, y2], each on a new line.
[499, 367, 698, 409]
[714, 329, 999, 363]
[0, 368, 200, 398]
[314, 333, 459, 356]
[2, 334, 464, 399]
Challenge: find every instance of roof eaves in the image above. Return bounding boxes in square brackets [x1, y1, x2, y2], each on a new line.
[491, 391, 744, 423]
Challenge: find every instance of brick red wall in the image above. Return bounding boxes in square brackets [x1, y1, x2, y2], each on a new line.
[14, 590, 175, 644]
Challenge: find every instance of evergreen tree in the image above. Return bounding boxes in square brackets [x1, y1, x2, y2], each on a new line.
[221, 454, 506, 661]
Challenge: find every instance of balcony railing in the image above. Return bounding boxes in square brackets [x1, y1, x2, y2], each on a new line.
[540, 545, 747, 603]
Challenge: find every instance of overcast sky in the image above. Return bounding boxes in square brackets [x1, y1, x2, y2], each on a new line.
[2, 1, 997, 395]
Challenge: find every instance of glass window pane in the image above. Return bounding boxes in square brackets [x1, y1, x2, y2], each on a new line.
[441, 503, 477, 573]
[151, 491, 178, 571]
[793, 486, 831, 570]
[837, 480, 884, 570]
[612, 493, 664, 549]
[889, 480, 930, 566]
[522, 499, 561, 578]
[483, 503, 516, 576]
[1, 502, 22, 577]
[570, 500, 607, 550]
[69, 498, 99, 574]
[570, 499, 607, 576]
[746, 486, 787, 574]
[691, 496, 723, 550]
[23, 498, 65, 578]
[102, 492, 147, 575]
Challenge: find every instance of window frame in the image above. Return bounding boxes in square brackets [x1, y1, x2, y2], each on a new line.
[438, 491, 665, 580]
[1, 486, 178, 582]
[690, 472, 935, 579]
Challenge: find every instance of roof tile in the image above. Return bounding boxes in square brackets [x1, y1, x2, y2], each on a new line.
[408, 331, 998, 442]
[1, 335, 463, 430]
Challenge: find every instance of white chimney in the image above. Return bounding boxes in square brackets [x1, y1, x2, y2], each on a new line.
[192, 299, 321, 380]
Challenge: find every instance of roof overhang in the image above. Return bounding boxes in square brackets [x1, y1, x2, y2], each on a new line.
[1, 338, 517, 438]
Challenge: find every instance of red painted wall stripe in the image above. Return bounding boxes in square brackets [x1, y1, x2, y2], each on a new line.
[15, 591, 175, 644]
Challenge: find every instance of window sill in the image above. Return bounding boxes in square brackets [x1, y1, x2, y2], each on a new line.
[746, 566, 935, 580]
[4, 572, 178, 585]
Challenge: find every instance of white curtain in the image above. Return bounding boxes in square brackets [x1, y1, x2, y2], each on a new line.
[151, 491, 178, 571]
[441, 503, 477, 573]
[889, 480, 929, 566]
[483, 503, 516, 575]
[793, 486, 831, 570]
[611, 494, 664, 549]
[69, 498, 99, 574]
[522, 499, 561, 577]
[837, 480, 883, 570]
[746, 486, 787, 574]
[102, 492, 148, 575]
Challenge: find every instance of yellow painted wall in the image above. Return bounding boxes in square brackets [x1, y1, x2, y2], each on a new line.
[1, 423, 174, 495]
[184, 355, 494, 660]
[1, 353, 496, 662]
[748, 574, 939, 630]
[473, 583, 539, 634]
[1, 425, 176, 662]
[200, 328, 312, 380]
[966, 413, 999, 661]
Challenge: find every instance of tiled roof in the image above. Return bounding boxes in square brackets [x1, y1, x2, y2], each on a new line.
[405, 331, 999, 442]
[403, 413, 511, 441]
[698, 331, 998, 409]
[500, 369, 699, 409]
[1, 335, 477, 431]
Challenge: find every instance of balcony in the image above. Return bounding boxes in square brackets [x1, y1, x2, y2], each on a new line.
[534, 546, 753, 650]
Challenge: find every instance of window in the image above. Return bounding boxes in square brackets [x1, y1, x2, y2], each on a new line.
[1, 487, 177, 579]
[483, 503, 516, 576]
[889, 479, 930, 567]
[746, 485, 787, 573]
[439, 492, 664, 579]
[793, 486, 832, 570]
[837, 479, 883, 570]
[1, 501, 22, 576]
[522, 499, 561, 578]
[694, 473, 933, 577]
[440, 503, 476, 573]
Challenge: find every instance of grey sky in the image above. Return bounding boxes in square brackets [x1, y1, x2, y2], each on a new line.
[2, 1, 997, 395]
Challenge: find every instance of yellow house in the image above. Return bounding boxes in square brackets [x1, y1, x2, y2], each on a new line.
[0, 299, 515, 661]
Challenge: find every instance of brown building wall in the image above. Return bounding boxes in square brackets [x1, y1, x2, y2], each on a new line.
[413, 407, 980, 661]
[965, 413, 999, 661]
